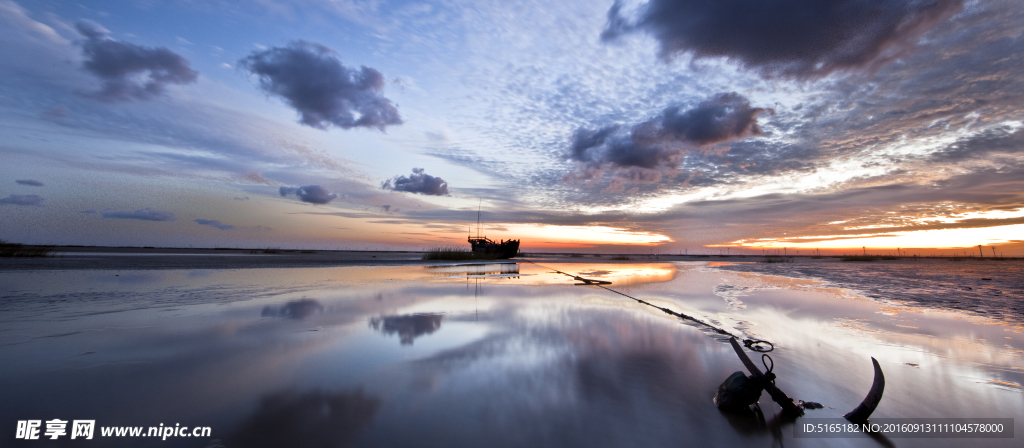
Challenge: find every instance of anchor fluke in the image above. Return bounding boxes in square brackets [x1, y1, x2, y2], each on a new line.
[844, 357, 885, 424]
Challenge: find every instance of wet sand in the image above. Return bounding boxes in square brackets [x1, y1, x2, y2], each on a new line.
[1, 258, 1021, 447]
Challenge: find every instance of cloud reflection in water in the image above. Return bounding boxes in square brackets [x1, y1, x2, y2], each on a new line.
[225, 389, 380, 448]
[369, 313, 445, 345]
[261, 299, 324, 319]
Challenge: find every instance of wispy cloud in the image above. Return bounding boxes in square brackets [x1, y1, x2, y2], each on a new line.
[194, 218, 235, 230]
[100, 208, 177, 221]
[0, 0, 67, 45]
[0, 194, 43, 206]
[15, 179, 43, 186]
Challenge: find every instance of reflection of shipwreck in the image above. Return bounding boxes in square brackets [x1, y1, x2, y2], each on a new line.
[468, 203, 519, 259]
[427, 263, 520, 279]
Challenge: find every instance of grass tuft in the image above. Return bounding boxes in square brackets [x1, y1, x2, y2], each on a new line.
[422, 246, 495, 261]
[0, 240, 54, 257]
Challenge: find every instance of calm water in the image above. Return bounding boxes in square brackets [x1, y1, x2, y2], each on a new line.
[1, 261, 1021, 447]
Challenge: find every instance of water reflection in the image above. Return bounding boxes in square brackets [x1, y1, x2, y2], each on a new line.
[224, 389, 380, 448]
[90, 271, 165, 285]
[537, 263, 677, 287]
[1, 261, 1022, 447]
[261, 299, 324, 319]
[426, 263, 521, 279]
[369, 313, 445, 345]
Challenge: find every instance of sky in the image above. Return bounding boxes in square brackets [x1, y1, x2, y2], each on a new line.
[1, 0, 1022, 255]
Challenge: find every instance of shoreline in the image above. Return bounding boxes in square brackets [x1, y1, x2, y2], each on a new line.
[2, 245, 1019, 271]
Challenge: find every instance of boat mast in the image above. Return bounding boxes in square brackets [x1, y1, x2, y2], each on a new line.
[476, 199, 482, 238]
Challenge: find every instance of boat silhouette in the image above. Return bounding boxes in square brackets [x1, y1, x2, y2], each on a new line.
[468, 202, 519, 259]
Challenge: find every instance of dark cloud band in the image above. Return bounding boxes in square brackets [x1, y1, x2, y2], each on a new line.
[602, 0, 964, 78]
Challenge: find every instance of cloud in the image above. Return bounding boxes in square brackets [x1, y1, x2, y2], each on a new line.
[279, 185, 338, 204]
[0, 194, 44, 206]
[381, 168, 450, 196]
[261, 299, 323, 319]
[233, 196, 250, 201]
[369, 313, 445, 345]
[238, 41, 402, 130]
[194, 218, 235, 230]
[0, 0, 67, 45]
[100, 208, 177, 221]
[244, 172, 276, 185]
[567, 92, 770, 176]
[15, 179, 43, 186]
[602, 0, 965, 78]
[75, 21, 199, 102]
[928, 125, 1024, 163]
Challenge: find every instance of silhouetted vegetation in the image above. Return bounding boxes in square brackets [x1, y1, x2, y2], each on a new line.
[759, 255, 791, 263]
[422, 246, 495, 261]
[841, 256, 878, 262]
[0, 240, 54, 257]
[249, 247, 282, 254]
[610, 255, 631, 260]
